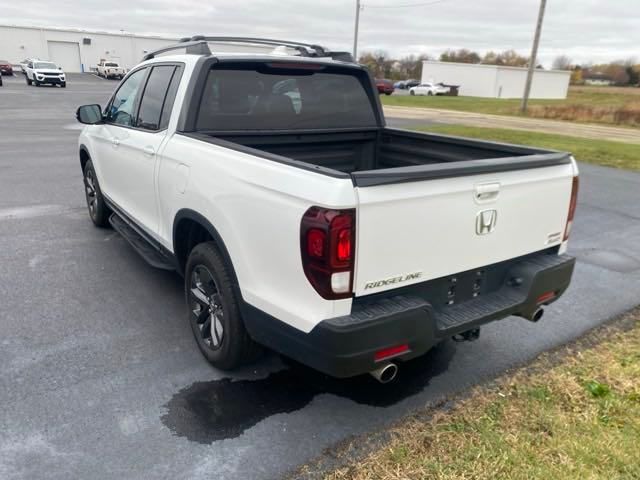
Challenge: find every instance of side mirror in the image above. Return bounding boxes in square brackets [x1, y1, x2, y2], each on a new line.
[76, 104, 103, 125]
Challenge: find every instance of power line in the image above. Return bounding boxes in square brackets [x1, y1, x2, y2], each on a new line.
[364, 0, 448, 9]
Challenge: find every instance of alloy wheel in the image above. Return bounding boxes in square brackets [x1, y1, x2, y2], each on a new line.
[189, 265, 225, 350]
[84, 168, 97, 218]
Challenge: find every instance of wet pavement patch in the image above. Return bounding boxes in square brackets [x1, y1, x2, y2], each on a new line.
[161, 342, 456, 443]
[574, 248, 640, 273]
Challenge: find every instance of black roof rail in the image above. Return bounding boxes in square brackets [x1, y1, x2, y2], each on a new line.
[142, 40, 211, 61]
[189, 36, 354, 62]
[142, 36, 354, 63]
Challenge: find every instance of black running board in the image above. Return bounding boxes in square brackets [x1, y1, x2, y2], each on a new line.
[109, 213, 176, 271]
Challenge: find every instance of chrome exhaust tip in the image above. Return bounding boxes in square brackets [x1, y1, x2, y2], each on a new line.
[369, 363, 398, 384]
[530, 307, 544, 323]
[519, 307, 544, 323]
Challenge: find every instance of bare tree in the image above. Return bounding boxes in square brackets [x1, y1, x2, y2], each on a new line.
[482, 50, 529, 67]
[552, 55, 573, 70]
[358, 50, 393, 78]
[439, 48, 481, 64]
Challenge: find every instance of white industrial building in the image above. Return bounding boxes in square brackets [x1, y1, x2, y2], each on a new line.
[0, 25, 278, 73]
[421, 60, 571, 99]
[0, 24, 183, 72]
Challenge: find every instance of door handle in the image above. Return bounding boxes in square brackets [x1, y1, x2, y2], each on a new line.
[143, 146, 155, 156]
[111, 138, 120, 147]
[475, 182, 501, 203]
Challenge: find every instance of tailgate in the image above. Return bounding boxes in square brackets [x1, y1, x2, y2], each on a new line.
[353, 162, 575, 296]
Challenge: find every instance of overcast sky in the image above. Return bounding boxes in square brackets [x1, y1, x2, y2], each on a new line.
[1, 0, 636, 66]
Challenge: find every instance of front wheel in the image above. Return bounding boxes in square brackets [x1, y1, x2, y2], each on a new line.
[60, 82, 66, 88]
[83, 159, 110, 227]
[26, 76, 32, 85]
[410, 90, 415, 96]
[185, 242, 260, 370]
[427, 91, 433, 96]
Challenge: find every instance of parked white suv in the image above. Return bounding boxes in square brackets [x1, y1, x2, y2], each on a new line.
[76, 37, 578, 382]
[24, 60, 66, 87]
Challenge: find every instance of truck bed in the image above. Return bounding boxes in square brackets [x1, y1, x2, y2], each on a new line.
[196, 128, 570, 186]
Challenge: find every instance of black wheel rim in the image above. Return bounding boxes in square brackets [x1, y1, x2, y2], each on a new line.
[84, 168, 97, 218]
[189, 265, 225, 350]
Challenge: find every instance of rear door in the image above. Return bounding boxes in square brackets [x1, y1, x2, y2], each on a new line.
[352, 163, 575, 296]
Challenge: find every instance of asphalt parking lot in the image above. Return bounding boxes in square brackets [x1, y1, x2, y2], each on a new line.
[1, 73, 640, 480]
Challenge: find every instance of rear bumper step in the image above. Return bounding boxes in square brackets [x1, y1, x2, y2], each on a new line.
[243, 253, 575, 378]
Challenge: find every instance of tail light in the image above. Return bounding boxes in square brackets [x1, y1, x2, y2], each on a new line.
[300, 207, 355, 299]
[563, 176, 579, 241]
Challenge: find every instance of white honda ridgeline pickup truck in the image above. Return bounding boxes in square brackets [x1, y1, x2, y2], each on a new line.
[76, 37, 578, 383]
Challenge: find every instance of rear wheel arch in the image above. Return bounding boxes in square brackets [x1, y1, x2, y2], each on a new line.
[172, 209, 240, 287]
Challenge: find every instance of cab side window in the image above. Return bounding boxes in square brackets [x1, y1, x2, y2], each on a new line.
[106, 68, 147, 127]
[136, 66, 177, 131]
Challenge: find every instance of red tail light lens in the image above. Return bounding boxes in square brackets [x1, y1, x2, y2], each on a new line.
[307, 229, 326, 258]
[336, 229, 351, 262]
[301, 207, 355, 299]
[563, 176, 579, 241]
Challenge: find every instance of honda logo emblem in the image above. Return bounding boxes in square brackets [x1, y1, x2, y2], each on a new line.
[476, 209, 497, 235]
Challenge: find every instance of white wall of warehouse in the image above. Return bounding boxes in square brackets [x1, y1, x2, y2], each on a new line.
[0, 25, 287, 73]
[0, 25, 179, 72]
[421, 61, 571, 99]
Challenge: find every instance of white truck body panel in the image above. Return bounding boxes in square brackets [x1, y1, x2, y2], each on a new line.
[353, 163, 575, 296]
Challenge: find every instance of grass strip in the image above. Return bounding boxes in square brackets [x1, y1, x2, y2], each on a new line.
[325, 310, 640, 480]
[414, 124, 640, 171]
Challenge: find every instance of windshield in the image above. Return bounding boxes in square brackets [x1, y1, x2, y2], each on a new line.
[196, 64, 377, 131]
[105, 62, 118, 67]
[35, 62, 57, 70]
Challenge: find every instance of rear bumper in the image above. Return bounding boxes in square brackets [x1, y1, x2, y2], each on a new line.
[243, 252, 575, 378]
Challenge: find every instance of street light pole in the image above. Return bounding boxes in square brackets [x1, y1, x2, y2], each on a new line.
[353, 0, 361, 61]
[521, 0, 547, 113]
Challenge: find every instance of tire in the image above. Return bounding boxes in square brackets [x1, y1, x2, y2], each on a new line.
[26, 76, 32, 85]
[60, 82, 66, 88]
[185, 242, 261, 370]
[33, 78, 40, 87]
[410, 90, 415, 96]
[83, 159, 111, 227]
[385, 92, 392, 96]
[427, 91, 433, 96]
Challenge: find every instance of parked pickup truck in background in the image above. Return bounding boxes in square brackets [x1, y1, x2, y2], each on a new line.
[76, 37, 578, 383]
[96, 60, 126, 79]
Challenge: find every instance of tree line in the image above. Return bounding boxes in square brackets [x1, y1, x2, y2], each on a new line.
[358, 48, 640, 86]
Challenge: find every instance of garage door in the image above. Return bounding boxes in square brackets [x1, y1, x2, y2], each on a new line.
[47, 41, 81, 72]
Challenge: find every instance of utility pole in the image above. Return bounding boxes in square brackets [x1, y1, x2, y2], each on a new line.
[521, 0, 547, 113]
[353, 0, 361, 61]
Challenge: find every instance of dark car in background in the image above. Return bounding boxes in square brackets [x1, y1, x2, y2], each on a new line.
[375, 78, 394, 95]
[393, 79, 420, 90]
[404, 79, 420, 89]
[0, 60, 14, 75]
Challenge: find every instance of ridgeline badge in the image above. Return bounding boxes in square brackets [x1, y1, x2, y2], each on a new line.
[364, 272, 423, 290]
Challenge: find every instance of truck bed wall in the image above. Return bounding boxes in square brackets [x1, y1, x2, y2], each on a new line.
[213, 128, 546, 174]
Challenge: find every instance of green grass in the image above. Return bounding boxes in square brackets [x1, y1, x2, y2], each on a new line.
[415, 124, 640, 171]
[326, 310, 640, 480]
[382, 86, 640, 127]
